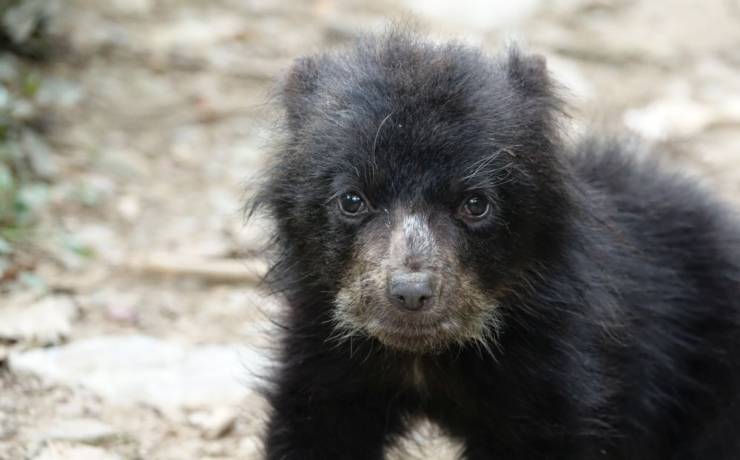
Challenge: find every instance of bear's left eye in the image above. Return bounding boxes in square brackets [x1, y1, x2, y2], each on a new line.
[338, 191, 366, 216]
[459, 194, 490, 219]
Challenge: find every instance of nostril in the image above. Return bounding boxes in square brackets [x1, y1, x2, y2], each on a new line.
[387, 271, 436, 312]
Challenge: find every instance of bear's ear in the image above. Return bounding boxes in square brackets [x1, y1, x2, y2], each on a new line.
[280, 56, 321, 132]
[504, 46, 564, 146]
[506, 46, 550, 97]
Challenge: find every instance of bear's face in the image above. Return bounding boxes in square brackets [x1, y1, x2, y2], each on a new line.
[261, 32, 569, 353]
[330, 196, 504, 353]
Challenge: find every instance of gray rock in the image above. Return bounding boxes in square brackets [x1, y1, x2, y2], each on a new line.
[239, 436, 262, 459]
[402, 0, 541, 30]
[21, 129, 59, 180]
[9, 335, 269, 417]
[0, 296, 77, 346]
[1, 0, 58, 44]
[39, 418, 116, 444]
[623, 97, 715, 140]
[108, 0, 153, 16]
[188, 407, 237, 439]
[34, 444, 121, 460]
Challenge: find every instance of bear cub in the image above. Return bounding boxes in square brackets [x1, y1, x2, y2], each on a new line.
[254, 29, 740, 460]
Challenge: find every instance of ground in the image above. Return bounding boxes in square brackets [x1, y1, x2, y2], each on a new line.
[1, 0, 739, 459]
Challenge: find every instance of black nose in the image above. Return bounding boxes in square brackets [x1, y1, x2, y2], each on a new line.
[388, 271, 435, 312]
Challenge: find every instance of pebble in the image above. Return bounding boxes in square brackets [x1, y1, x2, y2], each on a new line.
[39, 418, 117, 444]
[1, 0, 59, 43]
[21, 130, 59, 180]
[188, 407, 237, 439]
[239, 436, 262, 459]
[623, 97, 715, 140]
[0, 296, 77, 346]
[402, 0, 541, 30]
[9, 335, 269, 417]
[34, 444, 121, 460]
[108, 0, 152, 16]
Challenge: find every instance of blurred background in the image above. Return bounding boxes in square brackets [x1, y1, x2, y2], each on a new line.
[0, 1, 739, 459]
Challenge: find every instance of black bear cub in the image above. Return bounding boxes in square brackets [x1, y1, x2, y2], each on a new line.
[254, 29, 740, 459]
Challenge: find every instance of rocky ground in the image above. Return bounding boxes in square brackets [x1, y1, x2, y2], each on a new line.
[1, 1, 739, 459]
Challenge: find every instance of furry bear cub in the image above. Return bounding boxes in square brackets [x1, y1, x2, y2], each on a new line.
[254, 29, 740, 460]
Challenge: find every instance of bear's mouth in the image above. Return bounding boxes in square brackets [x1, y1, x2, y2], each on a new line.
[365, 317, 455, 353]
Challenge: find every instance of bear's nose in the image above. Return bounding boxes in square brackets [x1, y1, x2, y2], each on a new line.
[387, 271, 435, 312]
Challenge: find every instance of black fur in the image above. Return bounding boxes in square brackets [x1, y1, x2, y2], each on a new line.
[253, 29, 740, 459]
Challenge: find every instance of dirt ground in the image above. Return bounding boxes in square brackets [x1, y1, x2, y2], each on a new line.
[1, 1, 739, 459]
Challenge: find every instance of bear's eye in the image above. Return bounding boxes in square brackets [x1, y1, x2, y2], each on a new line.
[460, 194, 490, 219]
[338, 191, 366, 216]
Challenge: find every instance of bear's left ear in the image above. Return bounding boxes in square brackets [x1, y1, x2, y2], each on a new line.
[506, 46, 551, 97]
[280, 56, 321, 132]
[504, 46, 564, 147]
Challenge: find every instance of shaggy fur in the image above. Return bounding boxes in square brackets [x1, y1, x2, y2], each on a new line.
[253, 29, 740, 460]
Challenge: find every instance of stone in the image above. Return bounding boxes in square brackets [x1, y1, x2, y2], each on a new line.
[0, 296, 77, 346]
[34, 444, 121, 460]
[116, 195, 141, 221]
[623, 97, 715, 140]
[239, 436, 262, 459]
[402, 0, 541, 30]
[9, 335, 269, 417]
[188, 407, 237, 439]
[108, 0, 152, 16]
[1, 0, 58, 44]
[39, 418, 116, 444]
[0, 410, 15, 440]
[21, 129, 59, 180]
[149, 15, 246, 51]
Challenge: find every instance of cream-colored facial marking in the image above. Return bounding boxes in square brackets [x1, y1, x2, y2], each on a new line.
[390, 213, 436, 266]
[332, 208, 503, 354]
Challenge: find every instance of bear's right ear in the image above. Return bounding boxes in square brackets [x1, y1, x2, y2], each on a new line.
[280, 56, 320, 132]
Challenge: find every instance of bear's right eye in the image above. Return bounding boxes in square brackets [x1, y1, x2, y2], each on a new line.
[338, 191, 366, 216]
